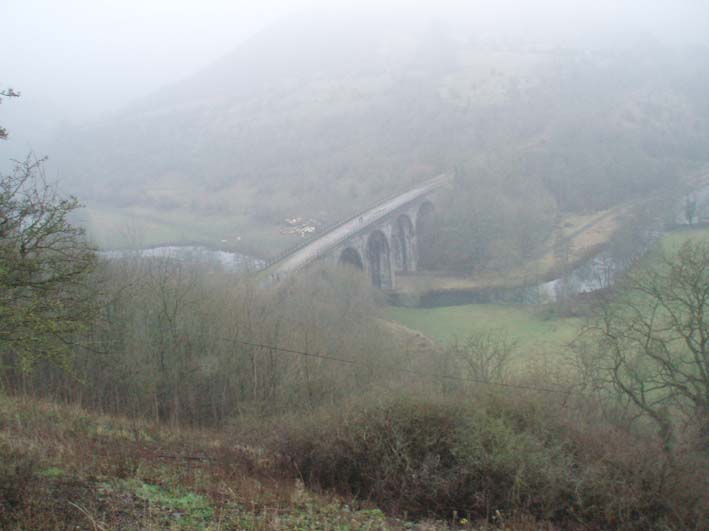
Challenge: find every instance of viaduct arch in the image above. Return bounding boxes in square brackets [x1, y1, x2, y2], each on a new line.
[339, 247, 364, 270]
[264, 174, 449, 289]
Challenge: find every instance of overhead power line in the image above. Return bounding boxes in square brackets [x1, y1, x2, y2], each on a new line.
[216, 336, 577, 396]
[74, 331, 578, 396]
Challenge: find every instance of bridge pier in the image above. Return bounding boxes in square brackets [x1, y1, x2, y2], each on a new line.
[392, 213, 416, 273]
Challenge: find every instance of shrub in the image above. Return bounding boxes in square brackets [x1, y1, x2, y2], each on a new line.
[272, 391, 708, 529]
[273, 394, 568, 519]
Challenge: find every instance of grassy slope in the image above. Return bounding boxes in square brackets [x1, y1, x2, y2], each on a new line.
[0, 394, 465, 531]
[660, 226, 709, 252]
[387, 227, 709, 365]
[387, 304, 579, 347]
[386, 304, 581, 372]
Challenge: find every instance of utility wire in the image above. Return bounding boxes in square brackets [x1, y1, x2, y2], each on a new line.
[73, 332, 578, 396]
[214, 336, 578, 396]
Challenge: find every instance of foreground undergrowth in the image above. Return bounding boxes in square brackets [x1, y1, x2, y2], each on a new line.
[0, 393, 540, 531]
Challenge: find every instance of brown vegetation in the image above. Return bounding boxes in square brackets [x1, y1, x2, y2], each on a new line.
[272, 390, 708, 529]
[2, 207, 709, 528]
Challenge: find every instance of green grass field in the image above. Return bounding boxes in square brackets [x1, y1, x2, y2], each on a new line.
[660, 226, 709, 252]
[387, 228, 709, 369]
[0, 394, 458, 530]
[387, 303, 581, 371]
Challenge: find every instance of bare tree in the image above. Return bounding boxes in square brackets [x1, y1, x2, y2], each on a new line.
[577, 240, 709, 453]
[448, 330, 516, 384]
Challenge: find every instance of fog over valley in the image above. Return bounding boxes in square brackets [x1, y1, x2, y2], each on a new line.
[2, 2, 709, 529]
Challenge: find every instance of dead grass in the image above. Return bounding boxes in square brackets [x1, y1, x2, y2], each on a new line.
[0, 393, 514, 530]
[3, 389, 705, 530]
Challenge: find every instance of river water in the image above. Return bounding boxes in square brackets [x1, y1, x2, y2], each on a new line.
[100, 245, 265, 272]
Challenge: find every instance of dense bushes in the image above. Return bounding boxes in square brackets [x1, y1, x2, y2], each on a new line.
[273, 392, 708, 529]
[2, 258, 404, 426]
[3, 251, 709, 528]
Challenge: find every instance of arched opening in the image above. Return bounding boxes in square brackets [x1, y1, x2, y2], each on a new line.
[367, 230, 392, 289]
[338, 247, 364, 270]
[416, 201, 436, 270]
[392, 214, 415, 273]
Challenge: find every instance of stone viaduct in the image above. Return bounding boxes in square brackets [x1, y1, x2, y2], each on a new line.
[263, 174, 450, 289]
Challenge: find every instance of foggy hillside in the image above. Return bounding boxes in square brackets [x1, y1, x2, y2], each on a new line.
[53, 11, 709, 256]
[5, 4, 709, 529]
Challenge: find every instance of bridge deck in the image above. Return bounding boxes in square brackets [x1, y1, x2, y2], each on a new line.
[265, 174, 449, 278]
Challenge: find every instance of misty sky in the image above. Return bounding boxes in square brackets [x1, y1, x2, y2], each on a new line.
[1, 0, 708, 156]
